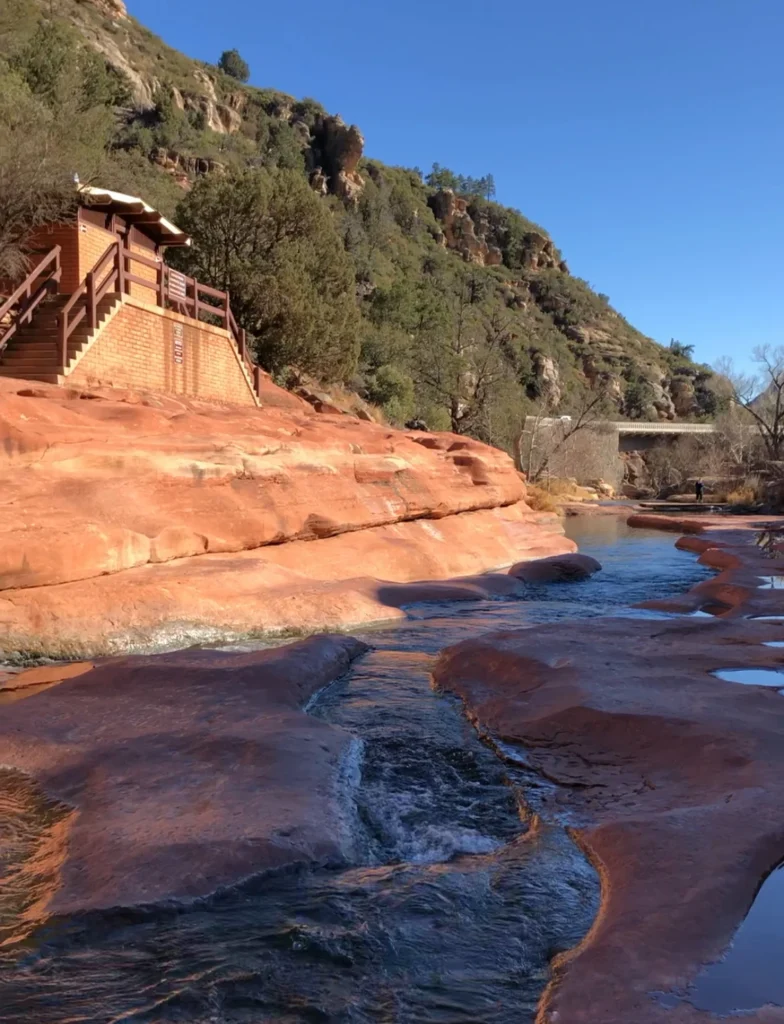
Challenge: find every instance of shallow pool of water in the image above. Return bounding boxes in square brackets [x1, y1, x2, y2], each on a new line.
[0, 519, 714, 1024]
[691, 865, 784, 1013]
[712, 668, 784, 688]
[757, 576, 784, 589]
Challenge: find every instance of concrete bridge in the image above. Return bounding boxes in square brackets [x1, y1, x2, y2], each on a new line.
[525, 418, 717, 452]
[609, 421, 716, 450]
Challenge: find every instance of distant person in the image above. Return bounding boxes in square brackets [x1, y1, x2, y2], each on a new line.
[695, 479, 704, 503]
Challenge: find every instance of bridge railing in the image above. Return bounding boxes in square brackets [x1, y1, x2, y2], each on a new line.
[611, 422, 716, 434]
[523, 417, 717, 435]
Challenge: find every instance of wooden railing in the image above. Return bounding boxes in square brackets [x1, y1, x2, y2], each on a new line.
[59, 242, 121, 365]
[0, 247, 62, 352]
[58, 241, 262, 398]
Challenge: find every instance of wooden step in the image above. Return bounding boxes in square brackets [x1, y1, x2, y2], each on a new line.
[1, 351, 80, 366]
[0, 365, 62, 376]
[0, 354, 63, 366]
[0, 371, 63, 384]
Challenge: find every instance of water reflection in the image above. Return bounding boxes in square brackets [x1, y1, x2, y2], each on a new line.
[691, 864, 784, 1013]
[712, 668, 784, 689]
[756, 576, 784, 589]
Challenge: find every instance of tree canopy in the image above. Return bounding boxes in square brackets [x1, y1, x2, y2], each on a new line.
[172, 168, 360, 381]
[425, 163, 496, 200]
[218, 49, 250, 83]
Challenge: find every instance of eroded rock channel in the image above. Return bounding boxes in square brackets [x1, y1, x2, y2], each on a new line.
[0, 520, 715, 1023]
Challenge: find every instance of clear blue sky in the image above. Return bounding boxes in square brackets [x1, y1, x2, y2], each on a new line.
[129, 0, 783, 371]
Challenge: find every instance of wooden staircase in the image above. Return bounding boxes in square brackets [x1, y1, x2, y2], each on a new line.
[0, 292, 121, 383]
[0, 239, 264, 400]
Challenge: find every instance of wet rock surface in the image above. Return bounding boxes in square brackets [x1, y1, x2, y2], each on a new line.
[0, 519, 711, 1022]
[0, 636, 367, 930]
[436, 513, 784, 1023]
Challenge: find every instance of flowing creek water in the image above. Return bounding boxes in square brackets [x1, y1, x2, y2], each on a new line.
[0, 519, 715, 1023]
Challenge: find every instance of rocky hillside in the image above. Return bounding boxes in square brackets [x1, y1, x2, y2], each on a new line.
[4, 0, 719, 447]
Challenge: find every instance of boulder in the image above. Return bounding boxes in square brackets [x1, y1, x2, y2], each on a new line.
[508, 552, 602, 582]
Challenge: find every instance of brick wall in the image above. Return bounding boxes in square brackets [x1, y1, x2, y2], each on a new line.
[26, 223, 81, 293]
[27, 221, 118, 294]
[78, 221, 117, 285]
[127, 241, 161, 303]
[68, 297, 258, 407]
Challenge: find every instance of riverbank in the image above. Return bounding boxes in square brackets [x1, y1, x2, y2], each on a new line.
[435, 511, 784, 1023]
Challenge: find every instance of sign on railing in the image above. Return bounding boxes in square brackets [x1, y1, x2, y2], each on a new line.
[169, 270, 187, 300]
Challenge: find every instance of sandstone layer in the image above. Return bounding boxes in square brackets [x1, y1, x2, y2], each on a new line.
[0, 377, 572, 657]
[0, 635, 367, 939]
[435, 513, 784, 1023]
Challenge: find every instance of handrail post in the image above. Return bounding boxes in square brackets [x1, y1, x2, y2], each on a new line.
[224, 289, 231, 328]
[192, 279, 200, 322]
[59, 314, 68, 370]
[87, 270, 97, 330]
[253, 365, 262, 399]
[158, 262, 166, 309]
[117, 242, 125, 295]
[239, 327, 246, 361]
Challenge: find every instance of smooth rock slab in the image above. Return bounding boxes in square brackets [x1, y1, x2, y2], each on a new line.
[0, 635, 367, 930]
[508, 552, 602, 583]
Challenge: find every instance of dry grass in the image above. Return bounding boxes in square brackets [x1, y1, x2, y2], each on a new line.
[525, 484, 562, 513]
[714, 475, 764, 507]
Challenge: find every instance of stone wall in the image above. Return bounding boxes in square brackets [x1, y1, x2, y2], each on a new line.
[67, 297, 258, 407]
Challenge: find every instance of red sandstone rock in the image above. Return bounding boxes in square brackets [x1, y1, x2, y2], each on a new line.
[0, 504, 572, 657]
[508, 552, 601, 582]
[0, 377, 574, 655]
[0, 635, 367, 932]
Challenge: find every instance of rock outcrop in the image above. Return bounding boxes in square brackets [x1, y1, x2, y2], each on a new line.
[150, 147, 224, 185]
[311, 115, 366, 203]
[87, 0, 127, 17]
[517, 231, 565, 271]
[183, 71, 246, 134]
[428, 190, 503, 266]
[508, 552, 601, 582]
[0, 377, 572, 657]
[531, 351, 563, 405]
